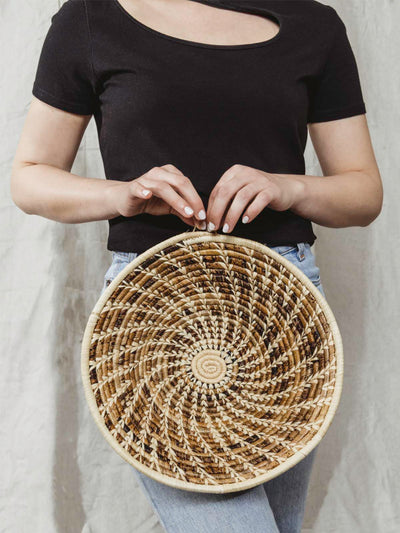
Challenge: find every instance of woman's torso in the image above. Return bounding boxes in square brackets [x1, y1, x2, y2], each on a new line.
[70, 0, 341, 252]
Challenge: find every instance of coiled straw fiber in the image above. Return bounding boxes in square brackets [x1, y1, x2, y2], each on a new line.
[81, 229, 343, 493]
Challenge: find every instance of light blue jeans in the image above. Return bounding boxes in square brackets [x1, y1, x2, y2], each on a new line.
[100, 242, 326, 533]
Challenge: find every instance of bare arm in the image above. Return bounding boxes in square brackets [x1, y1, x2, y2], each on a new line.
[10, 97, 121, 223]
[283, 114, 383, 227]
[206, 114, 383, 232]
[10, 97, 206, 226]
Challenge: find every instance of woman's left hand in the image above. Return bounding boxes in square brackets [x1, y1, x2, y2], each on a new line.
[205, 164, 305, 233]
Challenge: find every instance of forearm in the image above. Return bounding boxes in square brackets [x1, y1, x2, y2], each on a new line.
[11, 163, 129, 223]
[278, 170, 383, 228]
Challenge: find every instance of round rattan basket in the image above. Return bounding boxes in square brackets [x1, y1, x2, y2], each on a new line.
[81, 229, 343, 493]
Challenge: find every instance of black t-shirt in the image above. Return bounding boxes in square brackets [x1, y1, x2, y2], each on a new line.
[32, 0, 367, 254]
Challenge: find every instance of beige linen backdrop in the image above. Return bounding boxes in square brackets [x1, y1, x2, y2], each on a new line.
[1, 1, 399, 532]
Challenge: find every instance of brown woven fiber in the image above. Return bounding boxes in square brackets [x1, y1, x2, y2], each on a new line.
[81, 229, 343, 493]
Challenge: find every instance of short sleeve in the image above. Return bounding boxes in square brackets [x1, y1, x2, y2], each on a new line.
[32, 0, 98, 115]
[307, 8, 366, 124]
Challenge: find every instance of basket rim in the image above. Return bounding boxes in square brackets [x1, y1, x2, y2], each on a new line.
[81, 230, 344, 493]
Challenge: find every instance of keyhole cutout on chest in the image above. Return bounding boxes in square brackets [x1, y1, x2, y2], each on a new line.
[114, 0, 281, 48]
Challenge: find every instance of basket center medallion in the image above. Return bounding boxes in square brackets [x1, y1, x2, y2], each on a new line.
[191, 349, 227, 384]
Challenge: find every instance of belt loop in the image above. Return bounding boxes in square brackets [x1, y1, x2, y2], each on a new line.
[296, 242, 306, 261]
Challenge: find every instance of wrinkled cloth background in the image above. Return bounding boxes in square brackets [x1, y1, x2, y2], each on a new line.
[1, 1, 399, 532]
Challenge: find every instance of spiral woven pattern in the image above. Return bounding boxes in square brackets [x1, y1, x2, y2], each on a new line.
[81, 231, 343, 493]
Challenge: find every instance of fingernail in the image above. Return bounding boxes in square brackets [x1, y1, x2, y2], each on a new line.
[142, 189, 151, 197]
[184, 206, 194, 215]
[198, 221, 207, 230]
[242, 215, 249, 224]
[198, 209, 206, 220]
[222, 223, 229, 233]
[207, 221, 215, 231]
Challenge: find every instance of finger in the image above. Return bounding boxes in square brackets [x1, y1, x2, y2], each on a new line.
[146, 166, 206, 220]
[134, 176, 198, 220]
[161, 169, 206, 221]
[169, 209, 195, 227]
[212, 163, 245, 189]
[207, 174, 251, 230]
[160, 164, 185, 176]
[220, 183, 261, 233]
[160, 164, 204, 220]
[169, 207, 207, 229]
[207, 164, 241, 217]
[241, 189, 274, 223]
[131, 175, 206, 228]
[129, 178, 154, 200]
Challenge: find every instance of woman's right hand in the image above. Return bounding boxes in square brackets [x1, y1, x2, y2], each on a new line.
[108, 164, 207, 228]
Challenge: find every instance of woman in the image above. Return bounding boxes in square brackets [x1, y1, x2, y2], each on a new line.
[10, 0, 382, 531]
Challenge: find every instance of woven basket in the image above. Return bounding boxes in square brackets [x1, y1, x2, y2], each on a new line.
[81, 229, 343, 493]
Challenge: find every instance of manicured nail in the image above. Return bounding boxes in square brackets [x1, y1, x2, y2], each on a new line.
[242, 215, 249, 224]
[198, 209, 206, 220]
[222, 223, 229, 233]
[207, 221, 215, 231]
[142, 189, 151, 196]
[198, 221, 207, 230]
[184, 206, 194, 215]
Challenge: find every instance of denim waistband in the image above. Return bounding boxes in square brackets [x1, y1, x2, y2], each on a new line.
[111, 242, 311, 263]
[111, 250, 139, 262]
[272, 242, 308, 261]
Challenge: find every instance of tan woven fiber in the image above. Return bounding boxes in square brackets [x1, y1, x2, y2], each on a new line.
[81, 229, 343, 494]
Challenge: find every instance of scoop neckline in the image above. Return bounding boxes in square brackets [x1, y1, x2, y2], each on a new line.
[112, 0, 283, 50]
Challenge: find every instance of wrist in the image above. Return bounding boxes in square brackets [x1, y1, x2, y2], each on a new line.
[290, 176, 308, 211]
[270, 172, 308, 213]
[104, 181, 127, 218]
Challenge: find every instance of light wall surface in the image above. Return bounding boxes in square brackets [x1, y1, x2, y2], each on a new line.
[0, 1, 398, 532]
